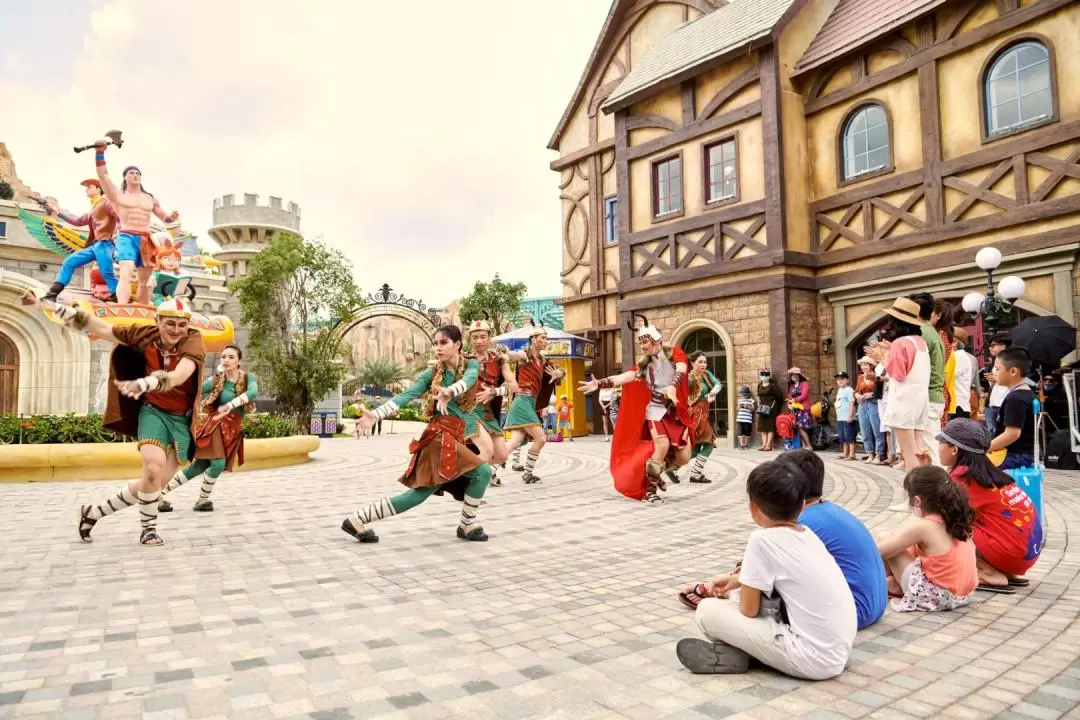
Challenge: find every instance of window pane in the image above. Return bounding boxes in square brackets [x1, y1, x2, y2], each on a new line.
[849, 112, 866, 134]
[1018, 62, 1049, 97]
[990, 75, 1017, 105]
[854, 130, 868, 156]
[724, 176, 736, 199]
[867, 121, 888, 152]
[1022, 88, 1052, 121]
[1016, 43, 1048, 69]
[992, 99, 1019, 131]
[670, 158, 681, 183]
[867, 146, 889, 171]
[989, 51, 1018, 80]
[722, 141, 735, 162]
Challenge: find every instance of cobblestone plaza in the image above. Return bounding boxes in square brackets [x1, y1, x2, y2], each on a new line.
[0, 434, 1077, 720]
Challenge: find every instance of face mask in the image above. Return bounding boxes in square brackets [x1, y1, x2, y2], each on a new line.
[760, 376, 769, 383]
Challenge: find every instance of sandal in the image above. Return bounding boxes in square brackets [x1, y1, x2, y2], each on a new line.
[643, 492, 664, 505]
[77, 505, 97, 544]
[158, 499, 173, 513]
[1007, 577, 1030, 587]
[689, 476, 711, 484]
[456, 526, 489, 542]
[340, 518, 378, 543]
[666, 470, 681, 485]
[976, 583, 1016, 594]
[511, 464, 525, 472]
[522, 473, 542, 484]
[192, 500, 214, 512]
[677, 584, 709, 610]
[139, 528, 164, 546]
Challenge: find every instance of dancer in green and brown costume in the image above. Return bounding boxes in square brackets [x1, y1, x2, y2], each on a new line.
[503, 321, 565, 483]
[341, 325, 495, 543]
[668, 351, 721, 485]
[158, 344, 258, 512]
[467, 318, 519, 487]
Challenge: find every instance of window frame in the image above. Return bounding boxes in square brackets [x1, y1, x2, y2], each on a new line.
[979, 34, 1058, 144]
[836, 100, 895, 187]
[702, 132, 741, 209]
[650, 151, 684, 222]
[0, 220, 7, 240]
[603, 195, 618, 245]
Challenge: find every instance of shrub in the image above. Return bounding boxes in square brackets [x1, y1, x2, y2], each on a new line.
[0, 412, 303, 444]
[343, 405, 359, 419]
[397, 405, 428, 423]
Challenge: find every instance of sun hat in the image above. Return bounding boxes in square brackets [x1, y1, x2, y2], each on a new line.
[883, 297, 924, 325]
[936, 418, 990, 454]
[857, 356, 875, 367]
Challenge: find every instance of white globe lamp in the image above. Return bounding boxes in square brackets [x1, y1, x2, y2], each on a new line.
[961, 292, 985, 314]
[975, 247, 1003, 271]
[998, 275, 1026, 301]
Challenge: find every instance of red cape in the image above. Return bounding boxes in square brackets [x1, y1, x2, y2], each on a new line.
[610, 346, 693, 500]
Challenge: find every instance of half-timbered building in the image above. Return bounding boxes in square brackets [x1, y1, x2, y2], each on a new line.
[550, 0, 1080, 441]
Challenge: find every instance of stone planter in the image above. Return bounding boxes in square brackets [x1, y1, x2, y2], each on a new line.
[0, 436, 319, 482]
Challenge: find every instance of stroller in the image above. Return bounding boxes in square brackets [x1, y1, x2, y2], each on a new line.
[810, 386, 840, 452]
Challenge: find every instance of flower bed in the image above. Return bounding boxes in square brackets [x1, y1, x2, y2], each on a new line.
[0, 413, 301, 444]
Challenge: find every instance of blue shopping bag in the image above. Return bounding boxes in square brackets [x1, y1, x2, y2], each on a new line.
[1006, 465, 1047, 538]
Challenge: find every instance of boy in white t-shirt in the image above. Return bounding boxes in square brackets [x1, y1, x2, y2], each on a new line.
[676, 461, 857, 680]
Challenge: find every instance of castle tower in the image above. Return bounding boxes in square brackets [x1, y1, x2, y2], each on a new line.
[209, 193, 302, 354]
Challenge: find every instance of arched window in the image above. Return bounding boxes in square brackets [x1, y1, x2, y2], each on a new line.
[679, 328, 730, 437]
[841, 103, 891, 182]
[984, 40, 1054, 137]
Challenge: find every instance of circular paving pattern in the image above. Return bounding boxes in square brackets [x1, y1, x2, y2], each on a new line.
[0, 433, 1077, 720]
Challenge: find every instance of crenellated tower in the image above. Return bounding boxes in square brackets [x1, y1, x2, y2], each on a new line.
[208, 193, 301, 284]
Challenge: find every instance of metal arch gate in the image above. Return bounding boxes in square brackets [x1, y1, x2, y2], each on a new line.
[335, 283, 443, 341]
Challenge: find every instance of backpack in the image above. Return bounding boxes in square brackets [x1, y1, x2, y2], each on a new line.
[775, 412, 796, 440]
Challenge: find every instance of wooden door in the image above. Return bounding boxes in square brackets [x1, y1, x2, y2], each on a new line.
[0, 333, 17, 414]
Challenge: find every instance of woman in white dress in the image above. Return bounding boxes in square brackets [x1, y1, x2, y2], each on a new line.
[868, 297, 931, 471]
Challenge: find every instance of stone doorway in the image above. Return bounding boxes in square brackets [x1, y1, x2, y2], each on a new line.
[679, 327, 731, 438]
[0, 332, 17, 414]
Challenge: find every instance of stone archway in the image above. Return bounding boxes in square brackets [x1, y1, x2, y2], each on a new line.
[0, 332, 17, 414]
[0, 270, 91, 414]
[671, 319, 736, 447]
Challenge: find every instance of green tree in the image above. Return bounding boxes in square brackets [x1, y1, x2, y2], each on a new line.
[232, 232, 363, 427]
[343, 357, 408, 395]
[0, 181, 13, 201]
[458, 274, 528, 335]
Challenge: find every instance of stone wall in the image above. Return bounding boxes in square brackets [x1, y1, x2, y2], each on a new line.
[789, 289, 820, 392]
[817, 294, 837, 393]
[643, 292, 771, 393]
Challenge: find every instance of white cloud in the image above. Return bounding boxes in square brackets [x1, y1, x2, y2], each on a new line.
[1, 0, 612, 306]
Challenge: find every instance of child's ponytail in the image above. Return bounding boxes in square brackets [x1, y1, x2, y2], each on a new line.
[903, 466, 975, 541]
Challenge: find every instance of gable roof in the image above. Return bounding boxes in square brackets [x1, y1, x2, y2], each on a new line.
[601, 0, 798, 114]
[547, 0, 624, 150]
[792, 0, 948, 76]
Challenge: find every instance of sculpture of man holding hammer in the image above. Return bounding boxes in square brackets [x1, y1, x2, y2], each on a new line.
[93, 137, 179, 305]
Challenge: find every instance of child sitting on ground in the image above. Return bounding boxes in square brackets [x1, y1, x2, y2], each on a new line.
[935, 418, 1041, 593]
[675, 460, 856, 679]
[877, 465, 977, 612]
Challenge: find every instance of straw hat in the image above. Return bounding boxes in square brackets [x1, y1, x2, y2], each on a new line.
[883, 297, 924, 325]
[857, 356, 875, 367]
[955, 327, 970, 343]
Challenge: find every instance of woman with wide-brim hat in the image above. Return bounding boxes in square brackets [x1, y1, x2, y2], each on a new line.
[866, 297, 931, 473]
[855, 355, 888, 464]
[785, 367, 813, 450]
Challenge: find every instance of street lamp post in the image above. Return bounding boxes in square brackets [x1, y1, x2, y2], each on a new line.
[961, 247, 1026, 365]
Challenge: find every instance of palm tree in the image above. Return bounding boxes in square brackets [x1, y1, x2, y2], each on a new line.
[355, 357, 408, 395]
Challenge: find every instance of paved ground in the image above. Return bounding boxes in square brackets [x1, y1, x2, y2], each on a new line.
[0, 434, 1078, 720]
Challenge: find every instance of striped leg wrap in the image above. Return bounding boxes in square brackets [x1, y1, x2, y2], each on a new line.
[138, 490, 161, 533]
[458, 495, 482, 532]
[689, 453, 709, 479]
[161, 469, 191, 497]
[198, 473, 219, 502]
[524, 451, 539, 474]
[511, 448, 522, 464]
[353, 497, 396, 530]
[87, 486, 137, 520]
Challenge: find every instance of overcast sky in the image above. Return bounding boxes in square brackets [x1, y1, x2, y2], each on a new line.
[1, 0, 612, 306]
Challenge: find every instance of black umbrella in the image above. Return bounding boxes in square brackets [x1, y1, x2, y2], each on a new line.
[1008, 315, 1076, 369]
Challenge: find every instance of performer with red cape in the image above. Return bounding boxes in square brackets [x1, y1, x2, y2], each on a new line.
[579, 314, 693, 504]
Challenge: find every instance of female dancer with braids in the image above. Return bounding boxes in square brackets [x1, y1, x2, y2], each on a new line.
[157, 344, 257, 512]
[669, 351, 720, 484]
[342, 325, 494, 543]
[503, 321, 565, 484]
[580, 314, 693, 504]
[467, 319, 518, 486]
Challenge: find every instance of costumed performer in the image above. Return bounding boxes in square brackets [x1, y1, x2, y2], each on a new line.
[39, 179, 119, 302]
[33, 296, 205, 546]
[669, 350, 720, 485]
[342, 325, 494, 543]
[149, 237, 196, 305]
[468, 318, 519, 487]
[503, 320, 566, 484]
[92, 138, 179, 305]
[158, 344, 257, 512]
[579, 314, 693, 505]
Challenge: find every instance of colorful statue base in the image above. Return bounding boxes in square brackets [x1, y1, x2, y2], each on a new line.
[41, 300, 235, 351]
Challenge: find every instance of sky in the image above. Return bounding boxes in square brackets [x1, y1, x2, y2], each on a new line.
[0, 0, 613, 306]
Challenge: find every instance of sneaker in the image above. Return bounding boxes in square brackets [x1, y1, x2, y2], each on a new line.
[675, 639, 750, 674]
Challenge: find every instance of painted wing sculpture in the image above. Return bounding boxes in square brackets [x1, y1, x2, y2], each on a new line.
[17, 206, 88, 256]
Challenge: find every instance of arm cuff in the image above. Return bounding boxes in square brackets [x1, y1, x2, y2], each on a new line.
[447, 380, 468, 397]
[373, 400, 399, 420]
[597, 377, 614, 389]
[496, 385, 509, 397]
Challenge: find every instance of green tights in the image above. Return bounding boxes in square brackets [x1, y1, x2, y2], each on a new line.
[353, 464, 492, 531]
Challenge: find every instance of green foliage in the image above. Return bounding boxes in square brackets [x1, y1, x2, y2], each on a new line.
[343, 404, 360, 419]
[0, 413, 303, 444]
[358, 357, 408, 393]
[0, 181, 13, 201]
[396, 405, 428, 423]
[231, 232, 363, 427]
[458, 274, 528, 335]
[241, 413, 302, 439]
